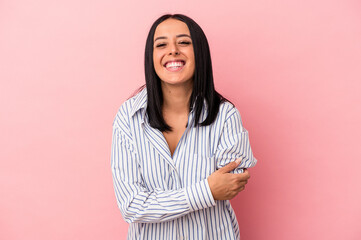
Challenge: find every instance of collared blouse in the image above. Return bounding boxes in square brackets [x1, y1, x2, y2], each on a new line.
[111, 87, 257, 240]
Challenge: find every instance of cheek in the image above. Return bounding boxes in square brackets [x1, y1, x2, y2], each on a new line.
[153, 52, 163, 68]
[152, 55, 161, 71]
[188, 55, 195, 71]
[187, 50, 195, 68]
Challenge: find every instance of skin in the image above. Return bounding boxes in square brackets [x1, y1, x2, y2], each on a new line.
[153, 18, 195, 157]
[153, 18, 250, 201]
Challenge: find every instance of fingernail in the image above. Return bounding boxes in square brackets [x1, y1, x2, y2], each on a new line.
[235, 158, 241, 165]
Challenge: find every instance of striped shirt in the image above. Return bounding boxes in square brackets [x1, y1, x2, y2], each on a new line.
[111, 87, 257, 240]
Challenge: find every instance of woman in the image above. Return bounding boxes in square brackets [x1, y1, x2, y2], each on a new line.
[111, 13, 257, 239]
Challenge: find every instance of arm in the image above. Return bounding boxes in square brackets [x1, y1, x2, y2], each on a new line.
[215, 106, 257, 173]
[111, 123, 216, 224]
[206, 106, 257, 200]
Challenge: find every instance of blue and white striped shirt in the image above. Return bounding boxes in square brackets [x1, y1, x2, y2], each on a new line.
[111, 87, 257, 240]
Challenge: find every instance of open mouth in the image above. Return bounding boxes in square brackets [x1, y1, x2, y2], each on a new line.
[164, 60, 185, 72]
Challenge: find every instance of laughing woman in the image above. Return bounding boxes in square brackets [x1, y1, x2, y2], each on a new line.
[111, 13, 257, 239]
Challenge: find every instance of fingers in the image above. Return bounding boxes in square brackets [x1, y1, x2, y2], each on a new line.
[235, 180, 248, 192]
[229, 181, 247, 199]
[209, 164, 251, 200]
[237, 185, 245, 192]
[218, 160, 239, 173]
[218, 158, 245, 174]
[237, 169, 250, 181]
[230, 177, 248, 190]
[229, 171, 250, 192]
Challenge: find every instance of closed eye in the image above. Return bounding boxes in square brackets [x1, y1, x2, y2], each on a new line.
[155, 41, 191, 48]
[156, 43, 166, 47]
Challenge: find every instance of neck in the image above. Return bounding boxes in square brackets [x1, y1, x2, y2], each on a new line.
[161, 81, 193, 114]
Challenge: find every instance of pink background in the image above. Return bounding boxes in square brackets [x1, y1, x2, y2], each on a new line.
[1, 0, 360, 239]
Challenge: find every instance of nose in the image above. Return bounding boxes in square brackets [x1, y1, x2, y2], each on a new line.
[169, 42, 180, 55]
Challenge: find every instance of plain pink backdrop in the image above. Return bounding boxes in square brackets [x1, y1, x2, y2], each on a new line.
[1, 0, 360, 239]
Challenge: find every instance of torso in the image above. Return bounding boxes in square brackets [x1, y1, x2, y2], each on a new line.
[114, 87, 249, 240]
[162, 111, 189, 157]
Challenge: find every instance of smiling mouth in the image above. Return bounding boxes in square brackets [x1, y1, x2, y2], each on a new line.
[164, 60, 185, 72]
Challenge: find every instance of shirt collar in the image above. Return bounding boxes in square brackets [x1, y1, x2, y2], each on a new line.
[129, 87, 208, 124]
[129, 87, 148, 119]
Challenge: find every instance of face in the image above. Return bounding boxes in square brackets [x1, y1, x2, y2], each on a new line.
[153, 18, 195, 87]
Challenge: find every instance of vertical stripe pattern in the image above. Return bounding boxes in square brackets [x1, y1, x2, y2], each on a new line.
[111, 88, 257, 240]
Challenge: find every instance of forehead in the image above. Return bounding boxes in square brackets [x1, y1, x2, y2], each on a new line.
[154, 19, 190, 40]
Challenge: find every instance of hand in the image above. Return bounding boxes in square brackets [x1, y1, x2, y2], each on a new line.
[207, 159, 250, 200]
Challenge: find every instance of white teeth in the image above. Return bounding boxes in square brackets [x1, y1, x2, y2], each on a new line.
[165, 61, 184, 68]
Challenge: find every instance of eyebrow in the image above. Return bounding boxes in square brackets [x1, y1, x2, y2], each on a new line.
[154, 34, 191, 42]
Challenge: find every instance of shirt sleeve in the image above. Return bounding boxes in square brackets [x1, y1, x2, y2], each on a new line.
[214, 106, 257, 173]
[111, 111, 216, 224]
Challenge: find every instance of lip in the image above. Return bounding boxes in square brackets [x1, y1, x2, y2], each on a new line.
[163, 59, 186, 67]
[165, 64, 184, 72]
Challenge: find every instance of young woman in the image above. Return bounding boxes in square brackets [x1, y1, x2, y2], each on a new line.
[111, 13, 257, 239]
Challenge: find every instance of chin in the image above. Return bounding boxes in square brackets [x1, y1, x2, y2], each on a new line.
[161, 78, 193, 86]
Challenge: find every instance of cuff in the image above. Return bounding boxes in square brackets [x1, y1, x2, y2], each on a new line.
[185, 179, 216, 211]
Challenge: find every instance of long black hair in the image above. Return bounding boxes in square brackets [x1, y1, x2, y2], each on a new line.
[143, 13, 230, 132]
